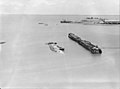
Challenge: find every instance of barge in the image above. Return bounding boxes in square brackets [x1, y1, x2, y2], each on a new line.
[68, 33, 102, 54]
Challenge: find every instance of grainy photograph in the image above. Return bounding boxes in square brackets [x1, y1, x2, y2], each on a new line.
[0, 0, 120, 89]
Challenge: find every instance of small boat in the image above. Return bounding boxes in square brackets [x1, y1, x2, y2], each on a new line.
[68, 33, 102, 54]
[46, 42, 65, 53]
[0, 42, 6, 52]
[60, 20, 73, 23]
[0, 42, 6, 44]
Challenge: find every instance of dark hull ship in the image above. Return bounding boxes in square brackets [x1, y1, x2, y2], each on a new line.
[68, 33, 102, 54]
[60, 20, 73, 23]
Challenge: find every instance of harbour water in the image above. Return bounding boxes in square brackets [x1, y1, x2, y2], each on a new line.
[0, 15, 120, 88]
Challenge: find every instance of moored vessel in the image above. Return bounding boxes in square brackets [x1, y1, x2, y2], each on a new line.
[68, 33, 102, 54]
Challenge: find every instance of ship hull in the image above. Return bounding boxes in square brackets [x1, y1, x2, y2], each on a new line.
[68, 33, 102, 54]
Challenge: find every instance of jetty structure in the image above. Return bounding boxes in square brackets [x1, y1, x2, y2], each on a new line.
[60, 17, 120, 25]
[68, 33, 102, 54]
[60, 17, 103, 24]
[102, 20, 120, 24]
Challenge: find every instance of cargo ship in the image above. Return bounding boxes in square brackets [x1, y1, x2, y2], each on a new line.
[68, 33, 102, 54]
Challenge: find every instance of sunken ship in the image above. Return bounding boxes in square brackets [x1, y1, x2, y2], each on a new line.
[68, 33, 102, 54]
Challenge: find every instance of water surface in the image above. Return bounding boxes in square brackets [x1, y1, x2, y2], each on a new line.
[0, 15, 120, 88]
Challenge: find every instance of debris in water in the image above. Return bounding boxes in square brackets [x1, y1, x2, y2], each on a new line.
[46, 42, 65, 54]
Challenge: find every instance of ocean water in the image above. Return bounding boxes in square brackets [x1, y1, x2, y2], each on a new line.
[0, 15, 120, 88]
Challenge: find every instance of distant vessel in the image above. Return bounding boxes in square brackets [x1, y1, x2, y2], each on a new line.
[60, 20, 73, 23]
[0, 42, 6, 44]
[0, 42, 6, 52]
[68, 33, 102, 54]
[46, 42, 65, 54]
